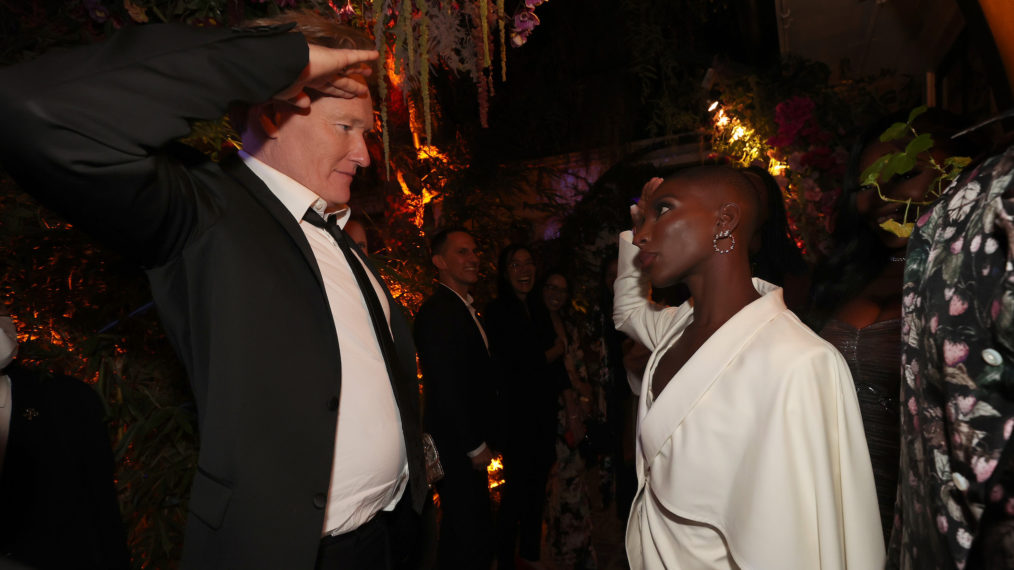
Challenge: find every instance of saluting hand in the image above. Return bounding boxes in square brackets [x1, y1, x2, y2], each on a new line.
[631, 176, 664, 231]
[275, 44, 380, 108]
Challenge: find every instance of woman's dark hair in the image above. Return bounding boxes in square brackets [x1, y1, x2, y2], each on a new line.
[529, 268, 571, 330]
[495, 243, 533, 301]
[743, 165, 807, 285]
[807, 108, 983, 329]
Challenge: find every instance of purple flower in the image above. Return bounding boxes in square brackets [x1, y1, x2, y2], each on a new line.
[513, 9, 539, 34]
[83, 0, 110, 23]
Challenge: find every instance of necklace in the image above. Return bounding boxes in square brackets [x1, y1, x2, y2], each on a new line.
[890, 256, 907, 263]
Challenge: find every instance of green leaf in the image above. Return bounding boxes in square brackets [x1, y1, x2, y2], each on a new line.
[880, 122, 909, 142]
[944, 156, 972, 169]
[905, 133, 934, 156]
[907, 105, 928, 125]
[861, 154, 892, 186]
[879, 219, 914, 238]
[883, 153, 917, 180]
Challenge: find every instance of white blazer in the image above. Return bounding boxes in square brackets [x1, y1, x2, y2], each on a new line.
[613, 231, 885, 569]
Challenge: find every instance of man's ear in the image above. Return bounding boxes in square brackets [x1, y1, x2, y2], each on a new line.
[432, 254, 448, 271]
[254, 102, 283, 139]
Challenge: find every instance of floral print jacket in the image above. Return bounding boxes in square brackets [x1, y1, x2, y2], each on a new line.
[889, 145, 1014, 569]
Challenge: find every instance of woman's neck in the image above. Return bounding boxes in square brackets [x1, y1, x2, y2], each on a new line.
[684, 262, 761, 331]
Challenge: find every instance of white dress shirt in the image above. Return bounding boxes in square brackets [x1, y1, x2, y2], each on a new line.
[241, 152, 408, 537]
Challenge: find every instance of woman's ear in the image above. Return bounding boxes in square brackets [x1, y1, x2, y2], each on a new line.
[716, 202, 742, 235]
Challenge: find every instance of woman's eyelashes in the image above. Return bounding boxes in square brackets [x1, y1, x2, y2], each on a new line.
[653, 201, 673, 217]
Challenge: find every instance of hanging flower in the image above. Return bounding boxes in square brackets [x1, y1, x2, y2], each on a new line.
[510, 8, 540, 47]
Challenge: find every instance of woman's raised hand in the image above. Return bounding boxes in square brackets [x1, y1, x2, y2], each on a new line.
[631, 177, 664, 231]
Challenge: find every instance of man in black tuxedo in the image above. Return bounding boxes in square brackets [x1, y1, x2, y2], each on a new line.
[414, 229, 500, 570]
[0, 307, 130, 570]
[0, 11, 426, 570]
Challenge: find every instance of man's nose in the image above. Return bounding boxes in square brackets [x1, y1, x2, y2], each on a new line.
[351, 133, 370, 167]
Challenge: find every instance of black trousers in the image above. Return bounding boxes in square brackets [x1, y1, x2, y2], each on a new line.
[435, 456, 493, 570]
[496, 448, 551, 570]
[316, 496, 420, 570]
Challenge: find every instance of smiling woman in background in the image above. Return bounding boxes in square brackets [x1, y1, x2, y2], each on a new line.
[485, 244, 558, 570]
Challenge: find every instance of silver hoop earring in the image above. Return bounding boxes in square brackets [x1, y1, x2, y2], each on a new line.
[713, 229, 735, 254]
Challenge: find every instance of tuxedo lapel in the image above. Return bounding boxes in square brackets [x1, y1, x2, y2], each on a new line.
[221, 156, 329, 301]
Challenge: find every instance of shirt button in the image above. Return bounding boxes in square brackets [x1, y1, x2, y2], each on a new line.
[313, 493, 327, 509]
[983, 348, 1004, 367]
[327, 396, 339, 411]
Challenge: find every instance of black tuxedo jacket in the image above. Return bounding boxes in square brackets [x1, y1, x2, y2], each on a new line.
[0, 366, 130, 569]
[414, 285, 500, 460]
[0, 24, 426, 569]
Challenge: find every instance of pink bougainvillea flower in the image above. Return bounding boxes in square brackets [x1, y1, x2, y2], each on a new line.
[766, 96, 816, 148]
[525, 0, 547, 7]
[943, 339, 970, 366]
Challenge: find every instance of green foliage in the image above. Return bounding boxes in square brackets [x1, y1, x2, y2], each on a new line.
[859, 105, 972, 237]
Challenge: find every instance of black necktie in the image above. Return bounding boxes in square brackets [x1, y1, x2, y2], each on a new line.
[302, 209, 400, 366]
[303, 208, 428, 511]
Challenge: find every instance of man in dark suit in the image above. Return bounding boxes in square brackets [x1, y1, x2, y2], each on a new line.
[0, 11, 426, 570]
[0, 306, 130, 569]
[414, 228, 500, 570]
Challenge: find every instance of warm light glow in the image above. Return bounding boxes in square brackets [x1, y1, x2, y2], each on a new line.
[395, 170, 437, 228]
[416, 144, 449, 163]
[768, 159, 787, 176]
[715, 109, 730, 128]
[487, 454, 505, 490]
[396, 170, 412, 196]
[708, 100, 720, 112]
[731, 125, 747, 141]
[386, 51, 403, 89]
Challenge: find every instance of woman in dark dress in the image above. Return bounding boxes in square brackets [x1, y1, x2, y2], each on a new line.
[808, 109, 982, 542]
[485, 244, 558, 570]
[533, 270, 597, 570]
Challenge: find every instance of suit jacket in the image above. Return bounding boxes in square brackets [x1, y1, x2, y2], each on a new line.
[612, 232, 884, 570]
[0, 366, 130, 570]
[415, 285, 499, 460]
[0, 24, 426, 569]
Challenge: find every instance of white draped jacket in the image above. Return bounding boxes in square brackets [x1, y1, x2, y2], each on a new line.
[612, 231, 885, 569]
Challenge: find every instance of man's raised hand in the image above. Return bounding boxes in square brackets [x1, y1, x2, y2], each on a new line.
[275, 44, 380, 108]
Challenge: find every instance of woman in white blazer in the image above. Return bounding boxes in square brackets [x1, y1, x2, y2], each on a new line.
[614, 166, 884, 569]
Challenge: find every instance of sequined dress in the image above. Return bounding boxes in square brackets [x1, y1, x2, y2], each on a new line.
[820, 318, 901, 542]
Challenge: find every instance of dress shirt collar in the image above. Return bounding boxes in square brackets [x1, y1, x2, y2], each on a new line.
[439, 282, 475, 307]
[239, 151, 350, 228]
